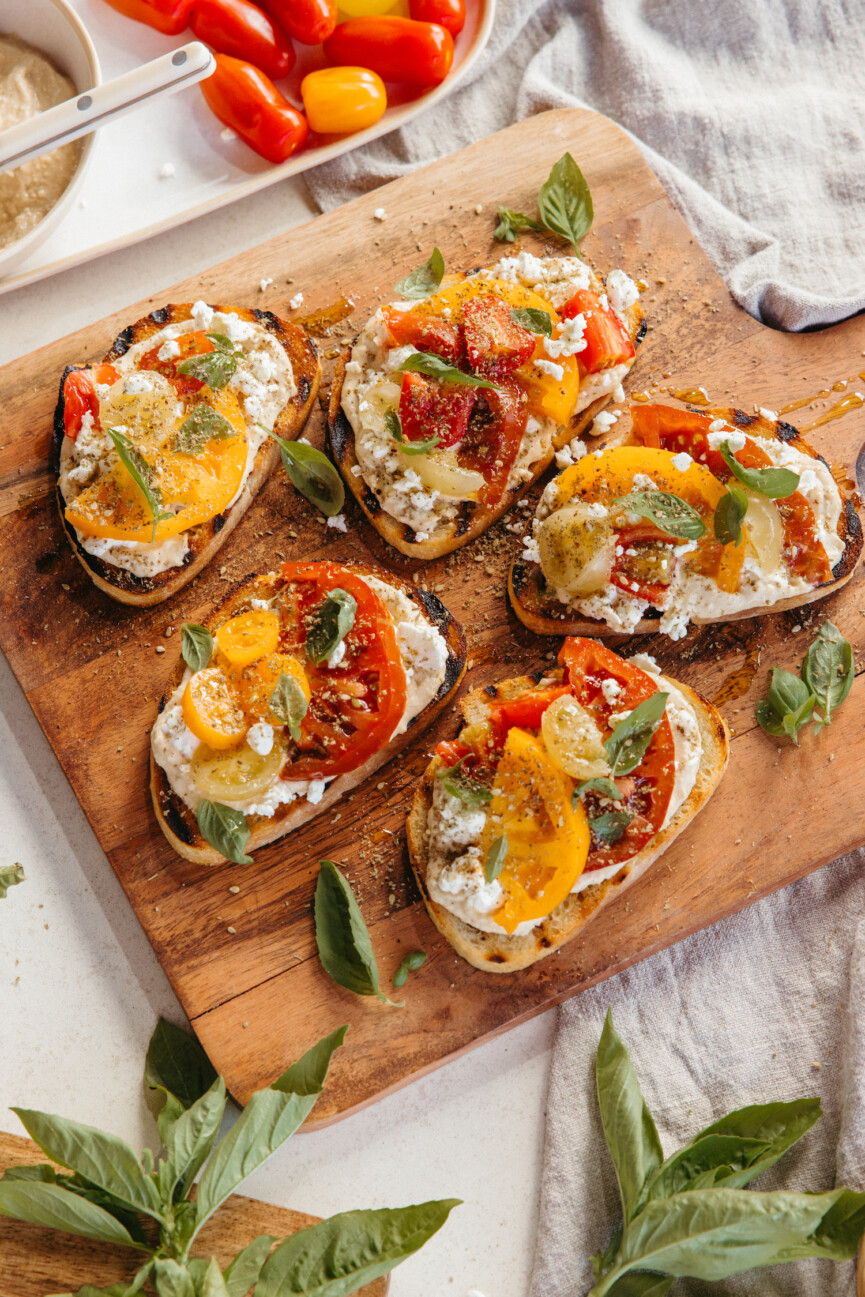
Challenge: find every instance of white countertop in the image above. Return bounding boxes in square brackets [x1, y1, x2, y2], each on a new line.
[0, 168, 555, 1295]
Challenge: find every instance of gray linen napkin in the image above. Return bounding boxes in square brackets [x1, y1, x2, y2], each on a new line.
[306, 0, 865, 331]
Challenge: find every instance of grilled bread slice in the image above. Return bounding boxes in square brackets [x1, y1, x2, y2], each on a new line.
[406, 668, 729, 972]
[509, 407, 863, 638]
[327, 276, 645, 562]
[151, 562, 467, 865]
[53, 303, 321, 607]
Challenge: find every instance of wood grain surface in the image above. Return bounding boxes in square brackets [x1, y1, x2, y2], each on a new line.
[1, 108, 864, 1123]
[0, 1131, 388, 1296]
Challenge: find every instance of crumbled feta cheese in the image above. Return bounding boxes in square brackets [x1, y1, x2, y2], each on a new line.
[123, 374, 153, 394]
[708, 427, 746, 452]
[289, 292, 304, 310]
[350, 464, 363, 476]
[157, 338, 181, 362]
[758, 407, 778, 421]
[590, 409, 619, 436]
[543, 313, 587, 359]
[191, 300, 214, 331]
[670, 451, 693, 472]
[260, 277, 273, 292]
[327, 641, 346, 669]
[535, 358, 565, 382]
[374, 207, 387, 220]
[605, 268, 640, 319]
[601, 678, 622, 705]
[158, 162, 175, 179]
[247, 722, 275, 756]
[327, 514, 348, 532]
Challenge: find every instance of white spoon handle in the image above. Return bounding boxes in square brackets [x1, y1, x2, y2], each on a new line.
[0, 41, 215, 174]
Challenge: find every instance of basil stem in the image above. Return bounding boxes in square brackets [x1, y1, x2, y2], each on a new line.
[394, 247, 445, 299]
[713, 484, 749, 546]
[719, 439, 800, 499]
[196, 800, 253, 864]
[605, 693, 669, 776]
[305, 589, 357, 665]
[611, 491, 706, 541]
[105, 427, 174, 542]
[484, 834, 508, 884]
[314, 860, 401, 1006]
[399, 351, 500, 390]
[510, 306, 553, 336]
[181, 622, 213, 672]
[385, 408, 441, 456]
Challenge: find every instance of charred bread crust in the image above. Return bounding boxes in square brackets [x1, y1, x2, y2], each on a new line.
[53, 304, 321, 607]
[508, 407, 864, 637]
[151, 562, 468, 865]
[326, 292, 645, 561]
[406, 669, 730, 972]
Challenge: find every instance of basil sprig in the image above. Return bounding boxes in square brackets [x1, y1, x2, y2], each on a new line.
[385, 408, 441, 456]
[306, 588, 357, 665]
[196, 800, 252, 864]
[713, 483, 749, 545]
[0, 1015, 459, 1289]
[105, 426, 174, 542]
[176, 332, 239, 390]
[589, 810, 633, 846]
[510, 306, 553, 336]
[180, 622, 213, 672]
[174, 403, 235, 454]
[756, 669, 816, 744]
[269, 670, 308, 740]
[611, 491, 706, 541]
[494, 153, 594, 254]
[399, 351, 500, 390]
[437, 758, 493, 808]
[719, 439, 799, 499]
[756, 620, 854, 742]
[484, 834, 508, 884]
[573, 777, 623, 806]
[394, 246, 445, 299]
[0, 863, 24, 899]
[393, 949, 427, 988]
[260, 426, 345, 518]
[605, 693, 669, 776]
[587, 1011, 863, 1295]
[494, 206, 546, 242]
[314, 860, 401, 1006]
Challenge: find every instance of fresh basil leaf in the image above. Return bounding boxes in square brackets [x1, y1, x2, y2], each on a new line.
[314, 861, 400, 1006]
[11, 1108, 162, 1219]
[181, 623, 213, 673]
[437, 759, 493, 808]
[144, 1017, 218, 1112]
[269, 671, 308, 741]
[54, 1174, 148, 1243]
[385, 408, 441, 456]
[174, 404, 235, 454]
[254, 1200, 461, 1297]
[645, 1134, 772, 1203]
[72, 1274, 151, 1297]
[510, 307, 553, 336]
[305, 589, 357, 666]
[600, 1275, 673, 1297]
[176, 334, 239, 390]
[1, 1163, 56, 1182]
[537, 152, 594, 254]
[757, 668, 816, 745]
[595, 1010, 663, 1224]
[223, 1235, 277, 1297]
[0, 1180, 143, 1247]
[152, 1257, 196, 1297]
[809, 1188, 865, 1260]
[0, 861, 24, 898]
[801, 620, 854, 726]
[196, 800, 253, 864]
[573, 777, 622, 805]
[494, 206, 545, 242]
[163, 1077, 227, 1201]
[484, 834, 508, 884]
[263, 430, 345, 518]
[611, 491, 706, 541]
[393, 950, 427, 988]
[605, 694, 669, 777]
[782, 691, 817, 744]
[199, 1257, 231, 1297]
[106, 427, 174, 542]
[590, 811, 633, 846]
[719, 439, 799, 499]
[755, 699, 785, 738]
[394, 247, 445, 299]
[399, 351, 500, 390]
[271, 1025, 348, 1098]
[713, 484, 748, 546]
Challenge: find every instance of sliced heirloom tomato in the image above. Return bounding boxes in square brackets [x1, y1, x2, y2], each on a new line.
[277, 562, 407, 777]
[609, 523, 678, 604]
[398, 372, 474, 447]
[381, 306, 464, 365]
[487, 685, 571, 745]
[183, 666, 248, 749]
[559, 637, 676, 869]
[457, 377, 528, 506]
[62, 364, 121, 439]
[560, 289, 635, 375]
[461, 294, 535, 380]
[139, 330, 215, 397]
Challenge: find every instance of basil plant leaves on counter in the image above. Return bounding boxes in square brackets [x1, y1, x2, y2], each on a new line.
[0, 1017, 459, 1296]
[757, 620, 854, 744]
[587, 1011, 865, 1296]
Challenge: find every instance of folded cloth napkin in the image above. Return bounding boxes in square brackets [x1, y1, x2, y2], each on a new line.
[306, 0, 865, 332]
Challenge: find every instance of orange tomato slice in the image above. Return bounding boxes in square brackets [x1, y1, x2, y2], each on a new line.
[182, 666, 248, 750]
[215, 610, 280, 668]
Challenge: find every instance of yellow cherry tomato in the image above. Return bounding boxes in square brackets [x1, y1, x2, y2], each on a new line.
[182, 667, 247, 750]
[338, 0, 407, 16]
[301, 67, 387, 136]
[482, 727, 590, 935]
[215, 609, 280, 668]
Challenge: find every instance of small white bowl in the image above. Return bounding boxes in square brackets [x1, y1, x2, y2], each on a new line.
[0, 0, 101, 277]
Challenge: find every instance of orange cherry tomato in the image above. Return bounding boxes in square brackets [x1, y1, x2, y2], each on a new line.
[201, 54, 309, 164]
[259, 0, 337, 43]
[62, 364, 120, 439]
[324, 16, 454, 86]
[409, 0, 464, 36]
[300, 67, 386, 135]
[191, 0, 295, 80]
[102, 0, 193, 35]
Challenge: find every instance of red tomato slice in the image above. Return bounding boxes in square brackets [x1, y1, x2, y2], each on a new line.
[487, 685, 572, 743]
[398, 372, 474, 448]
[559, 637, 676, 869]
[277, 562, 407, 778]
[461, 294, 535, 380]
[609, 524, 678, 604]
[560, 289, 635, 375]
[139, 330, 215, 396]
[381, 307, 464, 365]
[457, 377, 528, 505]
[62, 364, 121, 439]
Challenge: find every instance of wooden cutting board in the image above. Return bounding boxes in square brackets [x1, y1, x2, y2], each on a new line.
[2, 108, 864, 1124]
[0, 1131, 388, 1296]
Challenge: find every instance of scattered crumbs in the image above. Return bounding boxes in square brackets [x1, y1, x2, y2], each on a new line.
[158, 162, 176, 179]
[227, 925, 236, 934]
[734, 837, 742, 844]
[242, 1021, 248, 1028]
[377, 781, 386, 789]
[229, 884, 240, 894]
[260, 277, 274, 291]
[474, 204, 484, 214]
[156, 645, 165, 654]
[289, 291, 304, 310]
[812, 1061, 821, 1070]
[374, 207, 387, 221]
[828, 753, 835, 761]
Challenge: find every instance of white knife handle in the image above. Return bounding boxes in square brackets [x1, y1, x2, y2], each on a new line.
[0, 42, 216, 174]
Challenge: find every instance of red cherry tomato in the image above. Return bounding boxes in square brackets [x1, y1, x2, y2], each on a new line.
[101, 0, 193, 35]
[324, 16, 454, 86]
[258, 0, 336, 44]
[409, 0, 465, 36]
[191, 0, 295, 80]
[201, 54, 309, 164]
[560, 289, 635, 375]
[62, 364, 120, 439]
[398, 371, 474, 448]
[461, 294, 535, 379]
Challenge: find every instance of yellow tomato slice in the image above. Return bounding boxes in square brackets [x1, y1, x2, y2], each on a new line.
[417, 275, 560, 319]
[236, 651, 311, 724]
[215, 610, 280, 668]
[483, 727, 590, 935]
[182, 667, 248, 750]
